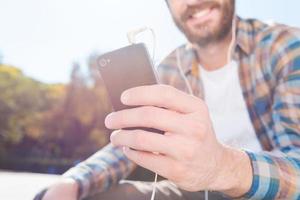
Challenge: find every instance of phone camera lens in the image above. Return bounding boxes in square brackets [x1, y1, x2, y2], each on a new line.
[99, 58, 108, 67]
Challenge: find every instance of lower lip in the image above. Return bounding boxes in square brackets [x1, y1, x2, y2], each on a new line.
[187, 8, 218, 26]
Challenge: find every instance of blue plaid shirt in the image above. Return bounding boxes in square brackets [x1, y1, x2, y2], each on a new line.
[63, 17, 300, 199]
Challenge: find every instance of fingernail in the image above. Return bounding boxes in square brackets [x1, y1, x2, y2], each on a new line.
[104, 112, 114, 128]
[121, 91, 130, 104]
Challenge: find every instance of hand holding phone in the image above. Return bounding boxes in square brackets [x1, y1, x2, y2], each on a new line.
[97, 43, 164, 134]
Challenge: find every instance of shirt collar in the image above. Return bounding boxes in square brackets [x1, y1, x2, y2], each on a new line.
[235, 16, 255, 55]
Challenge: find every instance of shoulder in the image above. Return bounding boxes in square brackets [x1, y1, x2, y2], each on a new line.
[238, 17, 300, 52]
[259, 22, 300, 75]
[252, 19, 300, 55]
[240, 17, 300, 76]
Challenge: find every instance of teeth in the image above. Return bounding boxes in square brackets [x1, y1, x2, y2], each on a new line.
[193, 9, 210, 19]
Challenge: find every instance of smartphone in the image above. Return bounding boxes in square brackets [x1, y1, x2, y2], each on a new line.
[97, 43, 164, 134]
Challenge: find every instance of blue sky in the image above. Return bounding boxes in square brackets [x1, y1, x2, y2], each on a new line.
[0, 0, 299, 83]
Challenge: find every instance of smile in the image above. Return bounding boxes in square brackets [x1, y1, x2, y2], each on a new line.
[185, 1, 220, 25]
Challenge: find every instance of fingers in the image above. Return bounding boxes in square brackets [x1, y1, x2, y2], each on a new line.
[122, 146, 176, 179]
[110, 129, 176, 157]
[121, 84, 204, 114]
[105, 106, 185, 133]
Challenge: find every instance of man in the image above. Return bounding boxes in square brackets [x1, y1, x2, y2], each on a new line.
[38, 0, 300, 199]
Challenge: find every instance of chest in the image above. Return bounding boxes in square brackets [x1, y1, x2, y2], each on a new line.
[200, 61, 263, 151]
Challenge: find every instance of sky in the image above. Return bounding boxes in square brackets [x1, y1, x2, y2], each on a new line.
[0, 0, 300, 83]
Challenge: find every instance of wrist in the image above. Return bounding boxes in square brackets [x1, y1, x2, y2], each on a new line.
[210, 146, 253, 197]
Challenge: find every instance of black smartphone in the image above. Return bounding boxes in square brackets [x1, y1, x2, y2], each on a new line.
[97, 43, 164, 134]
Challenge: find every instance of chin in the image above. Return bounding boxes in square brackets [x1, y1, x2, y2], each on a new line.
[187, 28, 215, 41]
[186, 19, 222, 41]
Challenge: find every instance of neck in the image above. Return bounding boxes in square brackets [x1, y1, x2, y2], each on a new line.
[194, 31, 233, 71]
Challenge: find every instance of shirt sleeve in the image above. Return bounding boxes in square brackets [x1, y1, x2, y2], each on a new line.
[242, 29, 300, 199]
[63, 143, 136, 199]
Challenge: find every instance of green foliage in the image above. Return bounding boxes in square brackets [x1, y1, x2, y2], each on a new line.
[0, 65, 48, 143]
[0, 56, 112, 173]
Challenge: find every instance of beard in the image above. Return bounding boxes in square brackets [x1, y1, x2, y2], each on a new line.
[171, 0, 235, 47]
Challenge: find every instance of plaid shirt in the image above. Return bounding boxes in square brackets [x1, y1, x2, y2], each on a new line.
[63, 17, 300, 199]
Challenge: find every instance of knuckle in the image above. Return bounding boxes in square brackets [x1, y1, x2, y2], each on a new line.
[185, 118, 207, 139]
[140, 106, 157, 124]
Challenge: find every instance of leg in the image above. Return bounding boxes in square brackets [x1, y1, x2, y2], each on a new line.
[85, 180, 230, 200]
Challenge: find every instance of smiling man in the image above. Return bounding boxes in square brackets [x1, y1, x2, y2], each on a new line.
[38, 0, 300, 200]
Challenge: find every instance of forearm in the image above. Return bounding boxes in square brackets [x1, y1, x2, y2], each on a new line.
[63, 143, 136, 199]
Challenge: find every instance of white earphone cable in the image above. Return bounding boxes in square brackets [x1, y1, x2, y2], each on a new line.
[175, 12, 237, 200]
[127, 27, 158, 200]
[150, 172, 158, 200]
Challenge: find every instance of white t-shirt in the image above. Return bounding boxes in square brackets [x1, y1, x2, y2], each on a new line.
[200, 61, 263, 152]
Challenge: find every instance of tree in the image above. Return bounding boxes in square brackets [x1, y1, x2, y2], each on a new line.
[0, 53, 113, 173]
